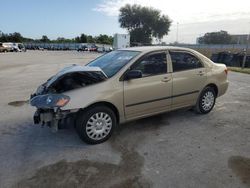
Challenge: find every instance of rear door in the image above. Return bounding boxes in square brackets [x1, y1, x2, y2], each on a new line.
[123, 51, 172, 119]
[169, 50, 207, 109]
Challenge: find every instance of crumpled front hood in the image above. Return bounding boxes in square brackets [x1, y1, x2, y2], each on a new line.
[32, 64, 108, 96]
[45, 65, 107, 88]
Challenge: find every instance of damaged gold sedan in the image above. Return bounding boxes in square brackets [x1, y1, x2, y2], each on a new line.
[30, 46, 229, 144]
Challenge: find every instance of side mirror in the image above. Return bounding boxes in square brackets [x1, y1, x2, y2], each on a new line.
[124, 70, 142, 80]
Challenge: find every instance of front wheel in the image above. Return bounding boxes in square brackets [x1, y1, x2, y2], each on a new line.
[195, 87, 216, 114]
[76, 106, 116, 144]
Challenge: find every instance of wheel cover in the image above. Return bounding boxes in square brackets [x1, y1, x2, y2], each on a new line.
[86, 112, 112, 140]
[201, 91, 215, 111]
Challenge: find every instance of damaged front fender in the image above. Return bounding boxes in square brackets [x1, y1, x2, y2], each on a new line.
[30, 64, 108, 131]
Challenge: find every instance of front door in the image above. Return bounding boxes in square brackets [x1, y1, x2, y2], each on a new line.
[123, 52, 172, 119]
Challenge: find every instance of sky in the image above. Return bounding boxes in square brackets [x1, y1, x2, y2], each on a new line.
[1, 0, 250, 44]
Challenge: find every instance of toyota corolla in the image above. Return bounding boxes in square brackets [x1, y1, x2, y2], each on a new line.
[30, 46, 229, 144]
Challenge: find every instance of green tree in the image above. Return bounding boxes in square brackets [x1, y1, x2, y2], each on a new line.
[198, 31, 232, 44]
[22, 37, 34, 43]
[95, 34, 113, 45]
[0, 33, 8, 42]
[74, 34, 88, 43]
[40, 35, 50, 43]
[0, 32, 113, 44]
[79, 33, 87, 43]
[11, 32, 23, 42]
[119, 4, 171, 45]
[0, 32, 24, 42]
[75, 36, 80, 43]
[87, 35, 96, 43]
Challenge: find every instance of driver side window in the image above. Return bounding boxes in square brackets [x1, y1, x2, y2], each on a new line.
[131, 52, 167, 77]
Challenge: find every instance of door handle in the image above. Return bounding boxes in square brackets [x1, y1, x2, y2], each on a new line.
[197, 71, 205, 76]
[161, 77, 171, 82]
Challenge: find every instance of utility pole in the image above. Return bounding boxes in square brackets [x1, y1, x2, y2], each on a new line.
[242, 24, 250, 69]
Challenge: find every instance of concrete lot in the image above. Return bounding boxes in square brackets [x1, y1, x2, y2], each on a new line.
[0, 51, 250, 188]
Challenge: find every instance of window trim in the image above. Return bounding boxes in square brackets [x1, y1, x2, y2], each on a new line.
[168, 50, 204, 73]
[120, 50, 169, 81]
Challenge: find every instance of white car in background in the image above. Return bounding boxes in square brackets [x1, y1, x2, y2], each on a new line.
[1, 43, 26, 52]
[97, 46, 113, 53]
[14, 43, 26, 52]
[1, 43, 15, 52]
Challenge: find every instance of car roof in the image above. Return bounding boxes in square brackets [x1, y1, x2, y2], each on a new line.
[119, 46, 193, 53]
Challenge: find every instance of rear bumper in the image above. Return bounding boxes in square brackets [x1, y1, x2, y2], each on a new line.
[218, 81, 229, 97]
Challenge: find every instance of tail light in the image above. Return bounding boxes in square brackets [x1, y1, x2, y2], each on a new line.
[224, 68, 228, 75]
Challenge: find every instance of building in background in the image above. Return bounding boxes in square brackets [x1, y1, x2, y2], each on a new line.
[113, 34, 130, 49]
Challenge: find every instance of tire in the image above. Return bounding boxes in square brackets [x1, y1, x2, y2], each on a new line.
[76, 106, 116, 144]
[195, 87, 216, 114]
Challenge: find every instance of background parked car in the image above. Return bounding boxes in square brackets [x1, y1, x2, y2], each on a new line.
[88, 44, 98, 52]
[0, 42, 26, 52]
[97, 46, 113, 53]
[77, 45, 88, 52]
[0, 43, 9, 52]
[13, 43, 26, 52]
[1, 43, 14, 52]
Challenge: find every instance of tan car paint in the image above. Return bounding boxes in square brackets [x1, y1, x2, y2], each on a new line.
[123, 72, 172, 119]
[167, 50, 207, 109]
[62, 46, 229, 124]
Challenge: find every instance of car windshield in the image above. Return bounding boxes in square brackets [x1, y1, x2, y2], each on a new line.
[88, 50, 140, 78]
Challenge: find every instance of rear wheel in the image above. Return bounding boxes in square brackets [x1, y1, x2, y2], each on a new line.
[195, 87, 216, 114]
[76, 106, 116, 144]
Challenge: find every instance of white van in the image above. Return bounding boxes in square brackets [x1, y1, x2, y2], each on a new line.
[2, 43, 26, 52]
[2, 43, 15, 52]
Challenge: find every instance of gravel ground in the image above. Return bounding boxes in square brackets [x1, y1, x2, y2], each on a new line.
[0, 51, 249, 188]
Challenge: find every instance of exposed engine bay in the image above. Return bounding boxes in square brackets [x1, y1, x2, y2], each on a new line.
[30, 65, 107, 131]
[33, 65, 107, 96]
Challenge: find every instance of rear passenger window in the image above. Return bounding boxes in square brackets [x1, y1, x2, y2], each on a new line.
[132, 53, 167, 77]
[170, 51, 203, 72]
